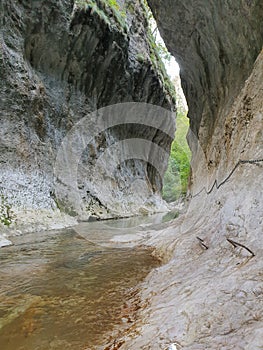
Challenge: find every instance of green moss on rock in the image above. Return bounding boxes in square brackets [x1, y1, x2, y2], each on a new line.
[75, 0, 128, 32]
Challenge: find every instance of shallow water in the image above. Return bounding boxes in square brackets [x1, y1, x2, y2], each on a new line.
[0, 216, 166, 350]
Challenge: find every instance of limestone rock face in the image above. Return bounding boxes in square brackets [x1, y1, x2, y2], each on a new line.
[148, 0, 263, 158]
[111, 1, 263, 349]
[147, 0, 263, 207]
[117, 48, 263, 350]
[0, 0, 175, 225]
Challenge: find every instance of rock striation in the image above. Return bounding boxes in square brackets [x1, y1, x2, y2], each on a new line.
[1, 0, 262, 346]
[111, 1, 263, 349]
[148, 0, 263, 154]
[0, 0, 176, 230]
[115, 48, 263, 350]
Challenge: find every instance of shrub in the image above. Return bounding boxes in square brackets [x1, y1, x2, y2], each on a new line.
[0, 195, 15, 227]
[162, 111, 191, 202]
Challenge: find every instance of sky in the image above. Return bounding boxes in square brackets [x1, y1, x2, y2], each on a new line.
[166, 56, 180, 80]
[152, 21, 188, 110]
[153, 26, 180, 79]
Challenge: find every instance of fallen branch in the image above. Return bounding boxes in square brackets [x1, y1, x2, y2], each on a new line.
[226, 238, 255, 257]
[196, 236, 209, 250]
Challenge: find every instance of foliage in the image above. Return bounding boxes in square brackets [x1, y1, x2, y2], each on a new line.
[75, 0, 127, 31]
[105, 0, 126, 21]
[155, 42, 171, 63]
[108, 0, 120, 12]
[140, 1, 176, 103]
[0, 195, 15, 227]
[162, 111, 191, 202]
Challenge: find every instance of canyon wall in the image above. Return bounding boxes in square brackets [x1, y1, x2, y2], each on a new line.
[116, 47, 263, 350]
[112, 1, 263, 349]
[148, 0, 263, 194]
[1, 0, 262, 347]
[0, 0, 175, 230]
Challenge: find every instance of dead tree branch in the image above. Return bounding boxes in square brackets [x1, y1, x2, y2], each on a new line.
[196, 236, 209, 250]
[226, 238, 255, 257]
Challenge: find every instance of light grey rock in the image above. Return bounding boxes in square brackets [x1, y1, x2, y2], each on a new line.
[0, 0, 176, 226]
[100, 2, 263, 349]
[107, 29, 263, 350]
[148, 0, 263, 148]
[0, 234, 13, 247]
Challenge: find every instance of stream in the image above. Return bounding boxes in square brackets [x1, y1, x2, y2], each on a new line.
[0, 212, 177, 350]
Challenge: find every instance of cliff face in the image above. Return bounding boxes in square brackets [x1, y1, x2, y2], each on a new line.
[1, 0, 262, 347]
[111, 1, 263, 349]
[0, 0, 175, 228]
[117, 48, 263, 350]
[146, 0, 263, 244]
[148, 0, 263, 153]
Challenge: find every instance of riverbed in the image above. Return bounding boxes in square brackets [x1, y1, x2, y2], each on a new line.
[0, 213, 175, 350]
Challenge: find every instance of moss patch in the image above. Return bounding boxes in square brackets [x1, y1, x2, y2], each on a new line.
[75, 0, 128, 32]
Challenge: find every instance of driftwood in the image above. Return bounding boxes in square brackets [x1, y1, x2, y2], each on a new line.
[226, 238, 255, 257]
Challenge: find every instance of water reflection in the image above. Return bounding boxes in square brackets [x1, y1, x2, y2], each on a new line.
[75, 210, 179, 245]
[93, 210, 178, 229]
[0, 226, 159, 350]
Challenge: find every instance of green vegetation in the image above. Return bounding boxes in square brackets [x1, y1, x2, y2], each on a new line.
[162, 111, 191, 202]
[75, 0, 110, 26]
[75, 0, 127, 32]
[139, 0, 176, 104]
[108, 0, 123, 14]
[141, 0, 191, 201]
[136, 53, 146, 63]
[104, 0, 126, 27]
[0, 195, 15, 227]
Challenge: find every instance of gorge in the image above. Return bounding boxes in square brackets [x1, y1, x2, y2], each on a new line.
[0, 0, 262, 349]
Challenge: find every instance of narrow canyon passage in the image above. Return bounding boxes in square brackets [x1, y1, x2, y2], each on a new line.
[0, 0, 262, 349]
